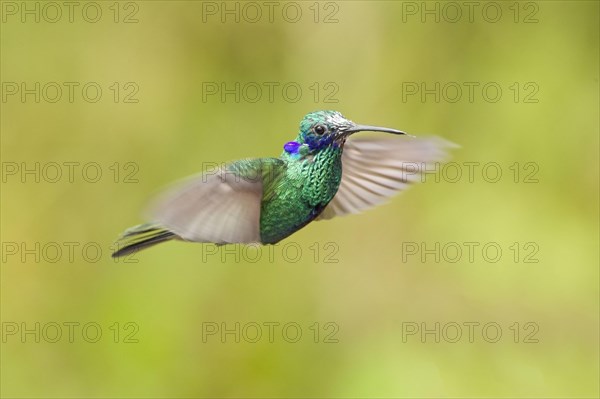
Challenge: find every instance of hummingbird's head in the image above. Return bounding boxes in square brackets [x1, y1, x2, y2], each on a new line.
[284, 110, 407, 157]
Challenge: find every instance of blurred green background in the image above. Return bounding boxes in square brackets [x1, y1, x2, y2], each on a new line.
[1, 1, 598, 398]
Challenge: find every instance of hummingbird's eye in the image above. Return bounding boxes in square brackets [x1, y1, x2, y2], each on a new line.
[314, 125, 326, 135]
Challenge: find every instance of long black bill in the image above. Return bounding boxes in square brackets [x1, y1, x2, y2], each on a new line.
[345, 124, 408, 135]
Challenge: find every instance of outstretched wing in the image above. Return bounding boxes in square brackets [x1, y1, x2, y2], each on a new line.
[317, 136, 456, 220]
[146, 158, 284, 244]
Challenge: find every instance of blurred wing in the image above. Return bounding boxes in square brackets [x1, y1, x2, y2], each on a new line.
[318, 136, 456, 220]
[147, 159, 278, 244]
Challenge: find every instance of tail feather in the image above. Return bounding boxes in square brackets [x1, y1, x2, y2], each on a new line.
[112, 223, 176, 258]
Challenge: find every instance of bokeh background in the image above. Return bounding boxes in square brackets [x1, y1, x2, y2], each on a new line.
[1, 1, 598, 398]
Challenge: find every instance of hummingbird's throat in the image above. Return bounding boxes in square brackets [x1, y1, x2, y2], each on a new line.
[283, 141, 301, 154]
[283, 141, 312, 159]
[284, 134, 347, 159]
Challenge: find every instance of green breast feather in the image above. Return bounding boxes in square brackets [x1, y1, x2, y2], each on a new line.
[258, 146, 343, 244]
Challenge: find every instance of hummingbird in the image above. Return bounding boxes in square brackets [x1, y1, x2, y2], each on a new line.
[112, 110, 454, 257]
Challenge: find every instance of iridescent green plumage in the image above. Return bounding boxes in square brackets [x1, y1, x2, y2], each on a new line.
[259, 145, 343, 243]
[112, 110, 454, 257]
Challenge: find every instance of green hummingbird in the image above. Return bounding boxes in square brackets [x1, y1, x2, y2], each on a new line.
[112, 110, 453, 257]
